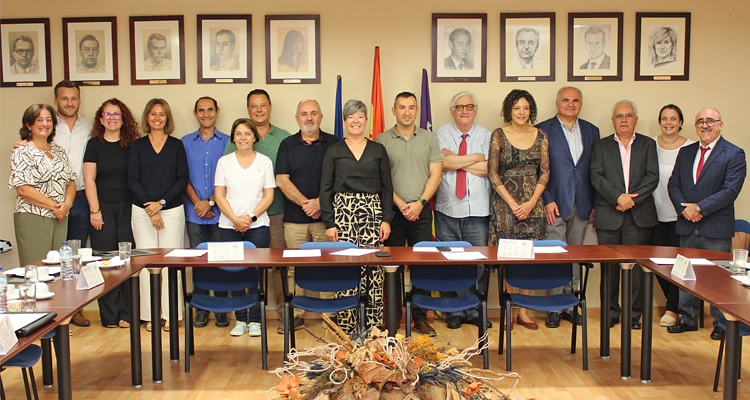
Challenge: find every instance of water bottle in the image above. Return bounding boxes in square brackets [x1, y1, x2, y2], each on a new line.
[0, 267, 8, 313]
[60, 241, 75, 280]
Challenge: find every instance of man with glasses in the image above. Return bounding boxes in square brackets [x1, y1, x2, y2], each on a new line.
[11, 35, 39, 74]
[667, 108, 746, 338]
[537, 87, 600, 329]
[590, 100, 658, 330]
[434, 91, 492, 330]
[210, 29, 239, 71]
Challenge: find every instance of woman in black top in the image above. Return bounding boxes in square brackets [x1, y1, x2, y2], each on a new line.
[319, 99, 393, 332]
[83, 98, 140, 328]
[128, 98, 188, 332]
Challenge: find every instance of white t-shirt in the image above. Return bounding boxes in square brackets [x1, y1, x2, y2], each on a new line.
[653, 137, 695, 222]
[215, 152, 276, 230]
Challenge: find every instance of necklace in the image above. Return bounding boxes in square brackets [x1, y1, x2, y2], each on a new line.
[346, 138, 366, 148]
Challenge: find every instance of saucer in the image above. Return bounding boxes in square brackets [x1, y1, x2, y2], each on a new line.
[36, 292, 55, 300]
[37, 276, 54, 282]
[42, 259, 61, 265]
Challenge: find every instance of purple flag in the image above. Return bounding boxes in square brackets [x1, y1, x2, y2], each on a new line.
[419, 68, 432, 132]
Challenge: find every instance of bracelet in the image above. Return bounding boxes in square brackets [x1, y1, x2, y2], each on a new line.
[399, 202, 407, 210]
[90, 209, 101, 214]
[64, 200, 73, 205]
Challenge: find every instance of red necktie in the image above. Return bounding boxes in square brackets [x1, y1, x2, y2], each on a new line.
[696, 146, 709, 181]
[456, 134, 468, 199]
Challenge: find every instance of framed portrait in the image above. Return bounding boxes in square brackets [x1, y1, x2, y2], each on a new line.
[500, 13, 555, 82]
[0, 18, 52, 87]
[129, 15, 185, 85]
[568, 13, 623, 82]
[63, 17, 118, 86]
[635, 12, 691, 81]
[197, 14, 251, 84]
[265, 15, 320, 84]
[431, 13, 487, 83]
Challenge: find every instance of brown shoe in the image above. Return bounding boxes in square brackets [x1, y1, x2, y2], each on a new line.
[413, 319, 436, 336]
[71, 311, 90, 327]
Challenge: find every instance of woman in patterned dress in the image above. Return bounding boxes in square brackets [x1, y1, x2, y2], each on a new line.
[320, 99, 393, 333]
[10, 104, 76, 266]
[488, 89, 550, 330]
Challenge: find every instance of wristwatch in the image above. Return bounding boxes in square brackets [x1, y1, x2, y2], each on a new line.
[208, 199, 215, 207]
[419, 197, 429, 207]
[250, 214, 258, 222]
[695, 205, 701, 213]
[159, 199, 166, 206]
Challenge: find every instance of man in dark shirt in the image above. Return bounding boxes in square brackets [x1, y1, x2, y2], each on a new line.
[275, 99, 340, 334]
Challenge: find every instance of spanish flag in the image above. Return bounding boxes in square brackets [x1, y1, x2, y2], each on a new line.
[369, 47, 384, 140]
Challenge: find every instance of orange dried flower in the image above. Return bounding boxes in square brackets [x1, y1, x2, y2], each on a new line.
[275, 374, 300, 395]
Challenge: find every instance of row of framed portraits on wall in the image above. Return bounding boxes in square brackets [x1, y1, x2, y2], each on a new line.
[0, 14, 321, 87]
[435, 12, 690, 83]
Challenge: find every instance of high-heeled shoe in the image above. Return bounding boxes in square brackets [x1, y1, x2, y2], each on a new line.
[516, 315, 538, 330]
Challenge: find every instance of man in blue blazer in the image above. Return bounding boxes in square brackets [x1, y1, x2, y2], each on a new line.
[667, 107, 747, 337]
[537, 87, 600, 328]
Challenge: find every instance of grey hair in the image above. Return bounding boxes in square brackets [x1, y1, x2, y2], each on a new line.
[556, 86, 583, 103]
[612, 100, 638, 118]
[296, 99, 321, 112]
[516, 27, 540, 43]
[343, 99, 368, 120]
[450, 91, 478, 109]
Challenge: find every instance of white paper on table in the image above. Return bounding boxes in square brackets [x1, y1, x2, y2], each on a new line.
[650, 257, 715, 266]
[283, 249, 321, 258]
[77, 263, 105, 290]
[0, 316, 18, 355]
[165, 249, 208, 257]
[207, 242, 244, 262]
[330, 248, 380, 256]
[731, 275, 750, 284]
[412, 247, 465, 253]
[443, 252, 487, 261]
[6, 313, 48, 331]
[533, 246, 568, 254]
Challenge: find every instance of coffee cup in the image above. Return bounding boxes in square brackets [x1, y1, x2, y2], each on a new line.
[37, 266, 50, 280]
[46, 250, 60, 262]
[6, 284, 16, 299]
[79, 248, 93, 259]
[35, 282, 50, 297]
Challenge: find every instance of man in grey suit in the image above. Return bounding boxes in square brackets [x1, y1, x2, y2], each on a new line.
[590, 100, 658, 330]
[580, 26, 610, 70]
[537, 87, 600, 328]
[444, 28, 474, 70]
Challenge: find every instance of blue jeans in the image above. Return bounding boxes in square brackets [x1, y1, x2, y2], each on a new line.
[67, 194, 90, 243]
[219, 226, 271, 323]
[434, 211, 489, 320]
[677, 229, 732, 327]
[187, 222, 224, 317]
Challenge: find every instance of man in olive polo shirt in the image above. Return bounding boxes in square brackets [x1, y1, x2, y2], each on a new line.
[375, 92, 443, 335]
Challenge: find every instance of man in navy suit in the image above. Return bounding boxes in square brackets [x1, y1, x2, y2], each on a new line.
[667, 107, 746, 337]
[537, 87, 600, 328]
[591, 100, 659, 330]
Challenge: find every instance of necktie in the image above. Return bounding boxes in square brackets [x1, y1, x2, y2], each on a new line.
[590, 62, 597, 69]
[456, 134, 468, 199]
[458, 62, 464, 70]
[696, 146, 709, 181]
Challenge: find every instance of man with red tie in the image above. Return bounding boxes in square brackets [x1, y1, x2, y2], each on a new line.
[667, 107, 746, 338]
[434, 91, 492, 330]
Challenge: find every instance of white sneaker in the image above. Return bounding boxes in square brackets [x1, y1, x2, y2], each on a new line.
[247, 322, 262, 337]
[230, 321, 248, 336]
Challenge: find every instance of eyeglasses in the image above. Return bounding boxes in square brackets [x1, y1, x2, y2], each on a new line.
[695, 119, 721, 127]
[102, 112, 122, 119]
[453, 104, 475, 111]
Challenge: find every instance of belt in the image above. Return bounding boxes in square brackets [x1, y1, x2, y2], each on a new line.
[76, 190, 85, 197]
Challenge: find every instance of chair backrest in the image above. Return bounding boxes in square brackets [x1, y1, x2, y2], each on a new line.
[193, 241, 259, 292]
[411, 241, 477, 292]
[295, 241, 360, 292]
[736, 219, 750, 235]
[505, 240, 572, 291]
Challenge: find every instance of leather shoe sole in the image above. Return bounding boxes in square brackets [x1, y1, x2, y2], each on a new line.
[215, 313, 230, 328]
[710, 326, 724, 340]
[667, 320, 698, 334]
[516, 316, 538, 330]
[446, 316, 463, 329]
[631, 320, 642, 330]
[546, 312, 561, 328]
[71, 311, 90, 327]
[413, 320, 436, 336]
[194, 314, 209, 328]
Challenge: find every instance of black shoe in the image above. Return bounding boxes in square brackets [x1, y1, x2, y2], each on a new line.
[561, 311, 583, 326]
[667, 320, 698, 333]
[446, 315, 464, 329]
[631, 320, 642, 330]
[609, 317, 619, 328]
[710, 326, 724, 340]
[194, 313, 208, 328]
[466, 316, 492, 329]
[546, 312, 561, 328]
[215, 313, 229, 328]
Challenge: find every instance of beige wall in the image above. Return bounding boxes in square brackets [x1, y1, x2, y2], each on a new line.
[1, 1, 749, 309]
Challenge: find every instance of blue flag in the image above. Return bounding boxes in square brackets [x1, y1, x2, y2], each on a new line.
[334, 75, 344, 140]
[419, 69, 432, 132]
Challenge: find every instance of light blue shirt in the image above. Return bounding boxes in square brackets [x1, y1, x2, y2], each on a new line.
[181, 128, 230, 225]
[558, 116, 583, 164]
[434, 122, 492, 218]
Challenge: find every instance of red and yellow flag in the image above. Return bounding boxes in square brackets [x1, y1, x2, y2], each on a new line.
[369, 47, 384, 140]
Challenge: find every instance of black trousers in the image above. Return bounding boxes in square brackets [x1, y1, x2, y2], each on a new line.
[649, 221, 681, 313]
[595, 210, 651, 321]
[385, 204, 433, 323]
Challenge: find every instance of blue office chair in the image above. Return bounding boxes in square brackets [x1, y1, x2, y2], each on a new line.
[283, 242, 365, 360]
[713, 312, 750, 392]
[735, 219, 750, 238]
[408, 241, 489, 369]
[0, 344, 43, 400]
[184, 241, 267, 372]
[500, 240, 591, 371]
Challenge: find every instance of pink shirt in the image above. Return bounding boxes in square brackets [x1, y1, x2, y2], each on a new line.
[613, 133, 636, 192]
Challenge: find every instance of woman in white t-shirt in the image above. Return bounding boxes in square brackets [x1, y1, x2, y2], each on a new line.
[649, 104, 695, 327]
[214, 118, 275, 337]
